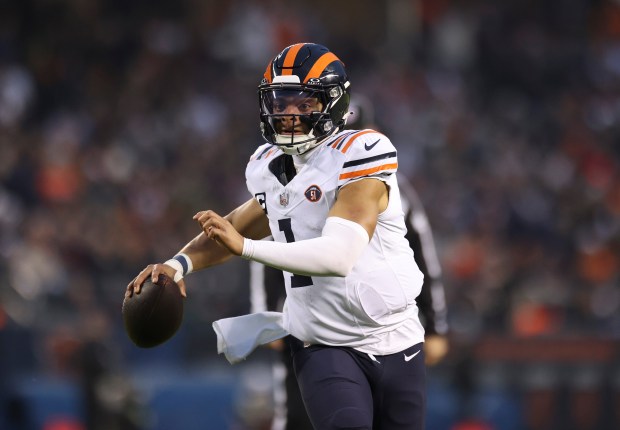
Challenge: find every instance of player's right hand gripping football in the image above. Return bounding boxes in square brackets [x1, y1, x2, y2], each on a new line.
[126, 263, 187, 298]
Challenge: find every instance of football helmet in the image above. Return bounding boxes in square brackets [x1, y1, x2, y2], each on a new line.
[259, 43, 351, 155]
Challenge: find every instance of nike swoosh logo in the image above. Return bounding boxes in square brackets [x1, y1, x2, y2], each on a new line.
[364, 139, 380, 151]
[404, 350, 420, 362]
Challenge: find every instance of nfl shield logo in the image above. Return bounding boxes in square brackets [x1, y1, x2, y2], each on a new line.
[279, 191, 289, 207]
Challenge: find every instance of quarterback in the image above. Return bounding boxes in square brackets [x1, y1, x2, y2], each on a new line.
[128, 43, 426, 430]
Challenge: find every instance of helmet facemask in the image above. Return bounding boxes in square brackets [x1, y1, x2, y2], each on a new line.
[259, 83, 348, 155]
[259, 77, 350, 155]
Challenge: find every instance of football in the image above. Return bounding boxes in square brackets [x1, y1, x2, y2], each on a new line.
[122, 273, 184, 348]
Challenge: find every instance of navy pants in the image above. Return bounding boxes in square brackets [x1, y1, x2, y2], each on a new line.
[290, 338, 426, 430]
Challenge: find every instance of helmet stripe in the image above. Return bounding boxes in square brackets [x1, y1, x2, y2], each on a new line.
[303, 52, 339, 83]
[281, 43, 305, 75]
[263, 62, 273, 83]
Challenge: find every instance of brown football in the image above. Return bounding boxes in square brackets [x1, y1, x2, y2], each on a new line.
[122, 273, 184, 348]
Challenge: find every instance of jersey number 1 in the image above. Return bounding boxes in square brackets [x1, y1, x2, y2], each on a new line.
[278, 218, 313, 288]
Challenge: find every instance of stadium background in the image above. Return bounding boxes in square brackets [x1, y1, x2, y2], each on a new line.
[0, 0, 619, 429]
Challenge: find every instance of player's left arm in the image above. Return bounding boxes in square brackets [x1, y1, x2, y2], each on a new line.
[328, 178, 388, 238]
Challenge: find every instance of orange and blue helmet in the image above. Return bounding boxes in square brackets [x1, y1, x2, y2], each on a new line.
[258, 43, 351, 155]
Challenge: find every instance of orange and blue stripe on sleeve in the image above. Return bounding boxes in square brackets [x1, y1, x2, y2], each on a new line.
[338, 151, 398, 185]
[328, 129, 376, 153]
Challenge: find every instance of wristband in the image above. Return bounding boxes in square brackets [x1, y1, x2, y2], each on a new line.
[165, 253, 193, 275]
[173, 253, 193, 275]
[164, 258, 182, 272]
[164, 258, 184, 283]
[242, 239, 255, 259]
[172, 270, 183, 283]
[164, 253, 193, 283]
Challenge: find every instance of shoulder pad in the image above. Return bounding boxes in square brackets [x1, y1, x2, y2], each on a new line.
[335, 130, 398, 186]
[249, 143, 279, 162]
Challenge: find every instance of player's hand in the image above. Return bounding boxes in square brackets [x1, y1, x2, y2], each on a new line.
[126, 263, 187, 298]
[424, 334, 449, 366]
[193, 210, 245, 256]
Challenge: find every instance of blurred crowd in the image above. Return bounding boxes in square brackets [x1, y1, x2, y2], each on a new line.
[0, 0, 619, 428]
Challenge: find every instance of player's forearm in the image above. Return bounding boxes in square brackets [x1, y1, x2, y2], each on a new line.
[241, 217, 369, 277]
[172, 198, 271, 274]
[180, 232, 234, 271]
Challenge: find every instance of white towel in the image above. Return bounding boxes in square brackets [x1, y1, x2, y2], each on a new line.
[212, 311, 289, 364]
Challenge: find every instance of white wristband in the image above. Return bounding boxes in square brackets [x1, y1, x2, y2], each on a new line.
[164, 258, 184, 283]
[242, 238, 255, 259]
[164, 258, 183, 274]
[164, 253, 194, 283]
[173, 253, 193, 275]
[173, 270, 183, 283]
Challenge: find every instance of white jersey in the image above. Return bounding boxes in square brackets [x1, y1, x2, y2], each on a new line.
[245, 129, 425, 355]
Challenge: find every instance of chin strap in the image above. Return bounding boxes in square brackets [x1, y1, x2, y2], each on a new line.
[274, 113, 342, 155]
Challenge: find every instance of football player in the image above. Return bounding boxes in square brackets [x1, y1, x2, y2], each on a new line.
[129, 43, 427, 429]
[249, 95, 450, 430]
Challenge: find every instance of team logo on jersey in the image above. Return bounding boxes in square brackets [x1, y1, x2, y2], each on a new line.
[304, 185, 322, 202]
[279, 191, 289, 207]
